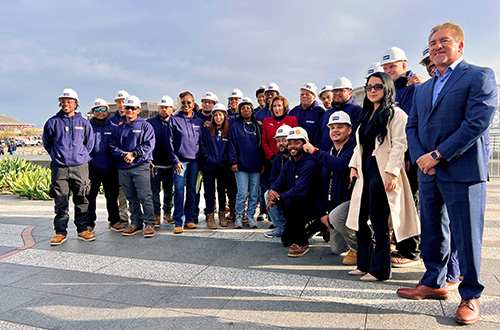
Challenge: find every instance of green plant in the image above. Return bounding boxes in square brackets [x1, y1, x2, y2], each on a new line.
[0, 157, 52, 200]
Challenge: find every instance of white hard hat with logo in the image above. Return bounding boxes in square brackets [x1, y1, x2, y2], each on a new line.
[265, 82, 280, 95]
[124, 95, 141, 108]
[212, 103, 227, 114]
[380, 46, 408, 65]
[327, 111, 352, 127]
[301, 82, 318, 97]
[256, 85, 266, 93]
[238, 97, 254, 109]
[114, 90, 130, 101]
[91, 98, 109, 111]
[332, 77, 352, 90]
[419, 46, 430, 66]
[202, 92, 219, 103]
[158, 95, 174, 107]
[286, 126, 309, 142]
[365, 62, 384, 78]
[275, 125, 293, 139]
[58, 88, 79, 102]
[228, 89, 243, 99]
[319, 85, 333, 97]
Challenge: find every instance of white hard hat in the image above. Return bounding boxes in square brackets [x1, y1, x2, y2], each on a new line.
[327, 111, 351, 127]
[286, 126, 309, 141]
[265, 82, 280, 95]
[212, 103, 227, 114]
[91, 98, 109, 111]
[114, 90, 130, 101]
[380, 46, 408, 65]
[256, 85, 266, 93]
[275, 125, 293, 139]
[124, 95, 141, 108]
[228, 89, 243, 99]
[301, 82, 318, 97]
[419, 46, 430, 66]
[58, 88, 79, 102]
[319, 85, 333, 97]
[201, 92, 219, 104]
[365, 62, 384, 78]
[158, 95, 174, 107]
[238, 97, 254, 109]
[332, 77, 352, 90]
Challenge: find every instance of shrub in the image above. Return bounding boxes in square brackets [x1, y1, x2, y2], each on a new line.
[0, 157, 52, 200]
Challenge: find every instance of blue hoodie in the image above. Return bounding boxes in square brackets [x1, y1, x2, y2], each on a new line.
[315, 97, 362, 150]
[169, 112, 203, 163]
[109, 116, 155, 169]
[43, 111, 94, 167]
[200, 126, 230, 172]
[147, 114, 175, 166]
[288, 100, 324, 141]
[89, 117, 116, 170]
[196, 111, 212, 124]
[229, 120, 262, 172]
[313, 137, 355, 212]
[110, 111, 126, 125]
[254, 105, 272, 123]
[394, 70, 419, 114]
[227, 110, 240, 125]
[270, 152, 290, 185]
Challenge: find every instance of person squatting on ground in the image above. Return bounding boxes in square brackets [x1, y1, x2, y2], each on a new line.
[109, 95, 156, 238]
[267, 127, 323, 257]
[87, 98, 123, 233]
[43, 88, 95, 245]
[346, 72, 419, 282]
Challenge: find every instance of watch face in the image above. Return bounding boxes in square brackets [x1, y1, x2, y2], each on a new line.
[431, 151, 438, 160]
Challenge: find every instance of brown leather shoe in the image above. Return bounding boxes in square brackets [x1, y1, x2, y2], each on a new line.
[206, 213, 217, 229]
[122, 225, 142, 236]
[342, 248, 357, 265]
[456, 298, 480, 325]
[77, 230, 95, 242]
[109, 222, 126, 232]
[144, 226, 155, 238]
[219, 211, 227, 227]
[50, 234, 67, 246]
[185, 222, 197, 229]
[163, 214, 174, 223]
[287, 244, 310, 257]
[397, 284, 449, 300]
[154, 216, 161, 228]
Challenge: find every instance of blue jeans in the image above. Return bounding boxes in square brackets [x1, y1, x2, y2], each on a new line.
[235, 171, 260, 219]
[264, 190, 285, 234]
[173, 160, 200, 227]
[118, 163, 155, 228]
[150, 167, 174, 217]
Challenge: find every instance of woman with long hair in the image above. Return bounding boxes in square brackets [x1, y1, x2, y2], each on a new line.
[346, 72, 419, 281]
[200, 103, 231, 229]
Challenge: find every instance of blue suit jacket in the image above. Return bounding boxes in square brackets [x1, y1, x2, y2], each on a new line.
[406, 60, 497, 183]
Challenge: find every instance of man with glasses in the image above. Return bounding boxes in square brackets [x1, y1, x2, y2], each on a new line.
[197, 92, 218, 127]
[109, 95, 156, 238]
[87, 98, 123, 233]
[43, 88, 95, 245]
[315, 77, 361, 151]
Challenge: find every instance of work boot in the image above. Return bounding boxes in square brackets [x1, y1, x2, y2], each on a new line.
[154, 216, 161, 228]
[206, 213, 217, 229]
[226, 209, 235, 222]
[219, 211, 227, 227]
[163, 214, 174, 223]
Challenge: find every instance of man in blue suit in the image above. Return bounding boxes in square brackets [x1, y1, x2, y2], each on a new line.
[398, 22, 498, 325]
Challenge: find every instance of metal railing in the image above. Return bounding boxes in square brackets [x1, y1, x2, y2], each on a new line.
[489, 132, 500, 178]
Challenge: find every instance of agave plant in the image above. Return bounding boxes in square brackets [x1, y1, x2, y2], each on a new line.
[0, 158, 52, 200]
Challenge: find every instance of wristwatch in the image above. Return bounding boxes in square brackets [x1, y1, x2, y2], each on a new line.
[430, 150, 441, 160]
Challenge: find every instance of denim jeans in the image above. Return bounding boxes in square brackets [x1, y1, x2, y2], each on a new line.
[329, 200, 357, 254]
[264, 190, 285, 234]
[118, 163, 155, 228]
[234, 171, 260, 219]
[150, 167, 174, 217]
[173, 160, 200, 227]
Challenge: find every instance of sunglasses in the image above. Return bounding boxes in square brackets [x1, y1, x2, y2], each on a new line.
[125, 106, 138, 111]
[93, 107, 107, 113]
[365, 84, 384, 92]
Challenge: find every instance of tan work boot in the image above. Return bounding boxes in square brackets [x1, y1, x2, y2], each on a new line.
[154, 216, 161, 228]
[342, 248, 358, 265]
[219, 211, 227, 227]
[206, 213, 217, 229]
[164, 214, 174, 223]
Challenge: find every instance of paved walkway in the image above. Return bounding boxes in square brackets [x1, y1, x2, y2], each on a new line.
[0, 180, 499, 329]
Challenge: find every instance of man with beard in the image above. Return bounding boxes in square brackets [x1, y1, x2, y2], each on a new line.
[319, 85, 333, 110]
[267, 127, 322, 257]
[147, 95, 175, 226]
[315, 77, 361, 151]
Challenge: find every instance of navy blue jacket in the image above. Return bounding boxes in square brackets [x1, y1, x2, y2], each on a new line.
[395, 70, 419, 114]
[313, 137, 355, 212]
[229, 120, 262, 172]
[196, 111, 212, 124]
[270, 152, 290, 185]
[109, 117, 155, 169]
[200, 126, 230, 172]
[254, 105, 272, 123]
[110, 111, 126, 125]
[89, 118, 116, 170]
[227, 111, 239, 125]
[147, 115, 175, 167]
[315, 97, 362, 150]
[43, 111, 94, 166]
[169, 112, 203, 163]
[288, 101, 324, 142]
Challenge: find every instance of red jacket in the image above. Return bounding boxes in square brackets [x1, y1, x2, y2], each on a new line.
[262, 115, 297, 160]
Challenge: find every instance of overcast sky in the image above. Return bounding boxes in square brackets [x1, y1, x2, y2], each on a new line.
[2, 0, 499, 126]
